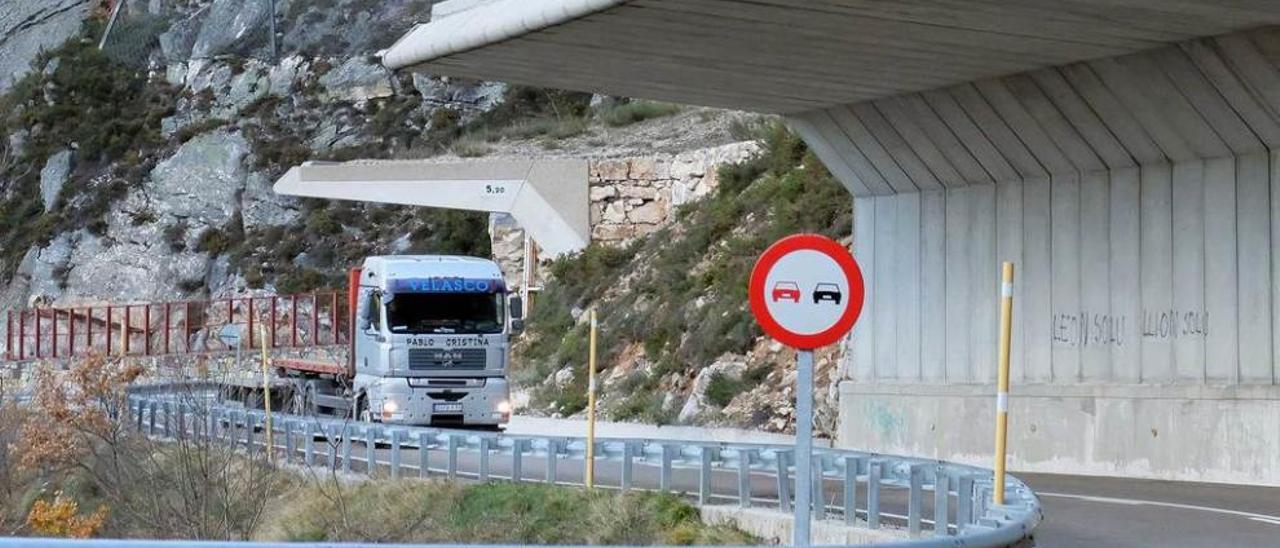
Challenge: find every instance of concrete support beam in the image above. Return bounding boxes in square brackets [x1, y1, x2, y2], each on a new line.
[273, 159, 589, 257]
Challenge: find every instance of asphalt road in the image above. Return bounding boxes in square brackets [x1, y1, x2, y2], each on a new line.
[1019, 472, 1280, 547]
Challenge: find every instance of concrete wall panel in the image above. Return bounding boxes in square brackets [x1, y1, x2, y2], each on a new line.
[1021, 177, 1054, 381]
[1203, 156, 1238, 382]
[894, 193, 922, 380]
[1171, 160, 1207, 380]
[944, 186, 972, 381]
[1081, 171, 1112, 380]
[1238, 152, 1272, 382]
[1109, 168, 1142, 381]
[1050, 173, 1082, 381]
[850, 156, 1280, 388]
[920, 190, 947, 381]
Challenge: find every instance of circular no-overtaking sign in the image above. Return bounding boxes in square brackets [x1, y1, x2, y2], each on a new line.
[749, 234, 865, 349]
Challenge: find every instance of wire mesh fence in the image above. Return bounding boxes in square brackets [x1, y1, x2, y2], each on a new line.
[99, 0, 282, 68]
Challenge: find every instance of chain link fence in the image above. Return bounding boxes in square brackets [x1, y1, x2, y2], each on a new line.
[98, 0, 437, 69]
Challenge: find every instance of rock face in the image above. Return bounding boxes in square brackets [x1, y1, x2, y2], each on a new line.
[0, 0, 88, 91]
[319, 56, 393, 102]
[190, 0, 273, 59]
[39, 149, 72, 211]
[146, 131, 249, 227]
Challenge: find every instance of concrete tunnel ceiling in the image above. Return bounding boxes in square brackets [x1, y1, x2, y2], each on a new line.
[380, 0, 1280, 115]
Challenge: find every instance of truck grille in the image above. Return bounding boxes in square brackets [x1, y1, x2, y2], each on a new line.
[407, 348, 487, 370]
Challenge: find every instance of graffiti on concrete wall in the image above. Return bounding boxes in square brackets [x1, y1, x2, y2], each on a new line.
[1052, 312, 1127, 347]
[1050, 309, 1209, 347]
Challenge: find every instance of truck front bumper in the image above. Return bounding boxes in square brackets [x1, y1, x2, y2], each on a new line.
[369, 377, 510, 426]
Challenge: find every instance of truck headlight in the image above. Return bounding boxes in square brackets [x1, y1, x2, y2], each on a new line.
[382, 400, 400, 417]
[497, 401, 512, 414]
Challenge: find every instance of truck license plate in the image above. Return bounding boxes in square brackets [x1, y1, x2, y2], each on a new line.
[433, 403, 463, 413]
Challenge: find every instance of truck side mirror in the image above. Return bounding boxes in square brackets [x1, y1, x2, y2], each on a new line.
[509, 295, 524, 320]
[510, 318, 525, 335]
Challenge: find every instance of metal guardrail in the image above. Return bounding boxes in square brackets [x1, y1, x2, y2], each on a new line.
[98, 394, 1042, 547]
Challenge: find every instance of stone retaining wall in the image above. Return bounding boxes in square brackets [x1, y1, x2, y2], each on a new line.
[491, 141, 758, 289]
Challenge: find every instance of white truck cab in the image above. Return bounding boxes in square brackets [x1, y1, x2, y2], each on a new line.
[352, 255, 521, 428]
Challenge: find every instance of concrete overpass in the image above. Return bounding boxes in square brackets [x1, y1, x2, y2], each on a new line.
[380, 0, 1280, 486]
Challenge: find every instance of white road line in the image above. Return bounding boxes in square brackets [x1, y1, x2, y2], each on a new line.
[1039, 491, 1280, 524]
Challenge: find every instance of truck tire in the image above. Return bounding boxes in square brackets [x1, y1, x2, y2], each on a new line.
[353, 394, 374, 423]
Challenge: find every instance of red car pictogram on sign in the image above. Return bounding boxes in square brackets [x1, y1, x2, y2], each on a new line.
[771, 281, 801, 302]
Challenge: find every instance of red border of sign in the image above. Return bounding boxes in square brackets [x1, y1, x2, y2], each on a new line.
[749, 233, 865, 349]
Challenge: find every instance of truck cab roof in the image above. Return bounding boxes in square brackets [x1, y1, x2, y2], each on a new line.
[361, 255, 505, 289]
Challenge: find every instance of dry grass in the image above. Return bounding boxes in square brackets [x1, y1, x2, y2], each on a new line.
[258, 480, 756, 545]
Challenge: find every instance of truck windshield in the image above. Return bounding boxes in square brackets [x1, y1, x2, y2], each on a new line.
[385, 292, 504, 334]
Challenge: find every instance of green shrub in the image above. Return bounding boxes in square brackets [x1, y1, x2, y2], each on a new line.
[704, 372, 742, 408]
[195, 227, 232, 255]
[597, 100, 681, 127]
[164, 221, 188, 252]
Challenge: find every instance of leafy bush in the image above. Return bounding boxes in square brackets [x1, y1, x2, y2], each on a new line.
[597, 100, 681, 127]
[704, 372, 742, 408]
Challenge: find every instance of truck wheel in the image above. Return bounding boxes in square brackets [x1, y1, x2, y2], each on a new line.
[353, 395, 373, 423]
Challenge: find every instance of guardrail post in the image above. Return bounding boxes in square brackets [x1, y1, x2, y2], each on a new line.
[365, 426, 379, 476]
[245, 413, 257, 455]
[957, 475, 974, 530]
[813, 457, 826, 520]
[223, 410, 234, 446]
[327, 425, 339, 470]
[341, 425, 353, 474]
[545, 438, 559, 484]
[284, 420, 295, 463]
[447, 435, 460, 479]
[737, 449, 754, 508]
[775, 450, 792, 513]
[147, 401, 157, 435]
[660, 444, 674, 492]
[621, 442, 634, 492]
[418, 431, 432, 478]
[511, 439, 524, 483]
[162, 401, 173, 438]
[699, 446, 714, 505]
[390, 430, 403, 479]
[304, 422, 316, 466]
[935, 469, 950, 536]
[867, 460, 882, 529]
[843, 456, 861, 525]
[909, 464, 924, 536]
[479, 437, 491, 482]
[977, 485, 991, 520]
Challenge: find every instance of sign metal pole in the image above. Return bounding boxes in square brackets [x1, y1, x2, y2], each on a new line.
[585, 308, 598, 489]
[794, 349, 815, 546]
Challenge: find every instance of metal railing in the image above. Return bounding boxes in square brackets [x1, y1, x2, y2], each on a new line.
[123, 394, 1042, 547]
[2, 292, 348, 363]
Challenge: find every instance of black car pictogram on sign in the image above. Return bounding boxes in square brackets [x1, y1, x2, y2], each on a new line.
[812, 283, 842, 304]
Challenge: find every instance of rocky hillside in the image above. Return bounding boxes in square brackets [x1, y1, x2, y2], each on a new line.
[0, 1, 747, 314]
[0, 0, 840, 436]
[514, 126, 853, 437]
